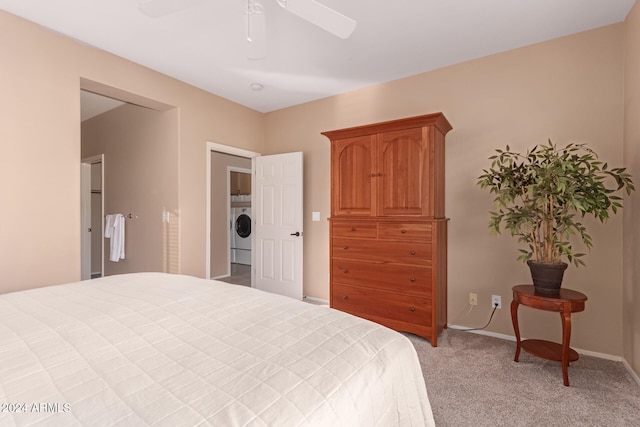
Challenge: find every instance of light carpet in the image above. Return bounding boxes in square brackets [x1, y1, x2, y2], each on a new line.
[406, 329, 640, 427]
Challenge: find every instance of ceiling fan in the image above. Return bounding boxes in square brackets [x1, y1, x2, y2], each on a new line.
[138, 0, 357, 59]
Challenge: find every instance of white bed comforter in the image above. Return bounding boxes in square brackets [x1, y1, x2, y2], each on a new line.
[0, 273, 434, 426]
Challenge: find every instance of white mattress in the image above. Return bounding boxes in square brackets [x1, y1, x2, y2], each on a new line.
[0, 273, 434, 426]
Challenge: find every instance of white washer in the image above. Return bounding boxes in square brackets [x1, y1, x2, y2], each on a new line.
[234, 207, 252, 265]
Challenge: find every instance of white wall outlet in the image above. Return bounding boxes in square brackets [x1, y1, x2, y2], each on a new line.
[312, 211, 321, 221]
[469, 293, 477, 306]
[492, 295, 502, 309]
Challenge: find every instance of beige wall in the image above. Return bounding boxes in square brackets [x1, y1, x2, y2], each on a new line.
[82, 103, 180, 275]
[624, 1, 640, 378]
[210, 152, 251, 277]
[265, 24, 627, 356]
[0, 10, 263, 292]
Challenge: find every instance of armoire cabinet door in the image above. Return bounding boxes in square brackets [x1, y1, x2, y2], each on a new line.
[331, 135, 376, 216]
[377, 127, 426, 216]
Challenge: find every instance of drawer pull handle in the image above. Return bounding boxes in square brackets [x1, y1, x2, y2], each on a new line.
[342, 295, 349, 300]
[401, 229, 407, 234]
[343, 269, 349, 273]
[343, 246, 349, 250]
[410, 307, 415, 312]
[410, 277, 416, 282]
[410, 250, 416, 255]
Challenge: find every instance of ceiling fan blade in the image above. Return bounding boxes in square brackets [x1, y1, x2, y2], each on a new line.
[138, 0, 200, 18]
[277, 0, 356, 39]
[246, 2, 267, 60]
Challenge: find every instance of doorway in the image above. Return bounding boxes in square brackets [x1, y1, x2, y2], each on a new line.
[80, 82, 179, 276]
[206, 142, 304, 300]
[206, 142, 258, 284]
[226, 168, 252, 286]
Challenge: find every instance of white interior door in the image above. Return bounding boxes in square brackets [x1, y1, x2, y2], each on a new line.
[254, 152, 303, 300]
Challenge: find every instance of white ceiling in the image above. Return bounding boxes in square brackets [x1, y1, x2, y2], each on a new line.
[2, 0, 635, 113]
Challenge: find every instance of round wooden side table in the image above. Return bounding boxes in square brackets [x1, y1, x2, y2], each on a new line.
[511, 284, 588, 386]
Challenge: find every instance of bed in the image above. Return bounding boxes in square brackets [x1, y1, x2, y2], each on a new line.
[0, 273, 434, 426]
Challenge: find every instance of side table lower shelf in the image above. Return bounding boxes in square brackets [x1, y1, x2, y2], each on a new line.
[520, 339, 579, 363]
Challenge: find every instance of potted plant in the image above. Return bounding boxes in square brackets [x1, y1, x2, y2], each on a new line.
[477, 140, 634, 294]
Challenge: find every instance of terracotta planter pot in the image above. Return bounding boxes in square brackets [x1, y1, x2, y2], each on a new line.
[527, 260, 568, 295]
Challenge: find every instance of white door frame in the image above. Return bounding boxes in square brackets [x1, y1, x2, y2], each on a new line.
[81, 154, 104, 280]
[206, 141, 260, 281]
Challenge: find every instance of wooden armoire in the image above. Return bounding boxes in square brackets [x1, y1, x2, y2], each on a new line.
[322, 113, 452, 346]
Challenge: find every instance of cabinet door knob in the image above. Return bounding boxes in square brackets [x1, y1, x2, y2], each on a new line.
[343, 246, 348, 250]
[342, 295, 349, 299]
[410, 277, 416, 282]
[343, 269, 349, 273]
[351, 227, 356, 231]
[370, 173, 376, 177]
[410, 307, 415, 312]
[401, 229, 407, 234]
[410, 250, 416, 255]
[377, 172, 383, 176]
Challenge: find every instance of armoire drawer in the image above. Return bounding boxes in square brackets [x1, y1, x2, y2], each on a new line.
[378, 222, 432, 242]
[331, 221, 377, 238]
[332, 238, 431, 265]
[331, 260, 431, 296]
[332, 284, 432, 326]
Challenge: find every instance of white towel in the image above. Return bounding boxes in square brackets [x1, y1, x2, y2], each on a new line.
[105, 214, 125, 262]
[104, 214, 115, 238]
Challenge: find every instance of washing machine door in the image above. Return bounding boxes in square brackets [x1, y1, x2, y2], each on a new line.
[235, 213, 251, 238]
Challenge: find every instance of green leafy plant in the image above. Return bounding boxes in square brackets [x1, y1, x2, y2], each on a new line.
[477, 140, 634, 267]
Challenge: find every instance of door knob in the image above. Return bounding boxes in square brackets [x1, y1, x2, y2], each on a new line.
[290, 231, 301, 236]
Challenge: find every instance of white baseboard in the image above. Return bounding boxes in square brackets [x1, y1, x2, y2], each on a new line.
[448, 323, 640, 384]
[303, 296, 329, 306]
[622, 359, 640, 387]
[575, 347, 622, 362]
[448, 324, 516, 342]
[447, 324, 622, 361]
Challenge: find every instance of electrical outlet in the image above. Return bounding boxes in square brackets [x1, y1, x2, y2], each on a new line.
[492, 295, 502, 309]
[469, 293, 477, 306]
